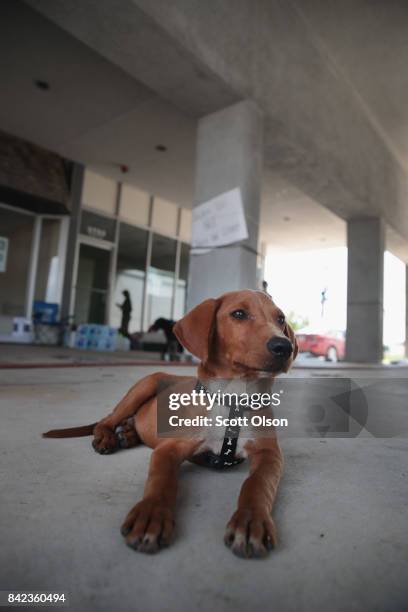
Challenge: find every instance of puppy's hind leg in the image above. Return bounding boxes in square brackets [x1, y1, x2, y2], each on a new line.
[92, 372, 171, 455]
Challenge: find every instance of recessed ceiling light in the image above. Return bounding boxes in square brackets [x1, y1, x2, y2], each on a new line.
[34, 79, 50, 91]
[155, 144, 167, 152]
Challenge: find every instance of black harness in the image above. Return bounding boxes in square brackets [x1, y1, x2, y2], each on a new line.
[192, 381, 247, 470]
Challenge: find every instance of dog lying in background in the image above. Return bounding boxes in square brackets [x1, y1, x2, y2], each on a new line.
[148, 317, 184, 361]
[44, 290, 298, 558]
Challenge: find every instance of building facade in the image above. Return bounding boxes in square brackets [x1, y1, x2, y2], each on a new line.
[0, 132, 191, 336]
[75, 169, 191, 332]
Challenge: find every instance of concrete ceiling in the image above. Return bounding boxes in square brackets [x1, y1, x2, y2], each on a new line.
[0, 0, 346, 253]
[261, 172, 346, 251]
[293, 0, 408, 170]
[2, 0, 408, 259]
[0, 0, 196, 207]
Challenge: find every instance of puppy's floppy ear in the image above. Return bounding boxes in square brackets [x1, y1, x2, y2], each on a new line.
[173, 299, 219, 362]
[284, 322, 298, 360]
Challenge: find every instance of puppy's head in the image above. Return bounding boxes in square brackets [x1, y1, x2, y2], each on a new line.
[173, 290, 298, 377]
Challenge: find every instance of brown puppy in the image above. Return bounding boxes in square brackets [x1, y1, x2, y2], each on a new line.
[44, 290, 298, 558]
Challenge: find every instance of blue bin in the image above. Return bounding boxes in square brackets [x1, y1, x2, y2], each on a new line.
[33, 301, 59, 324]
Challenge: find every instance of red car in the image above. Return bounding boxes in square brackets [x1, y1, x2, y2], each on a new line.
[296, 330, 345, 362]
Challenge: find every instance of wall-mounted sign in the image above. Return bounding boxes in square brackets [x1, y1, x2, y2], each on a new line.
[191, 188, 248, 249]
[80, 210, 115, 242]
[0, 236, 9, 272]
[86, 226, 107, 240]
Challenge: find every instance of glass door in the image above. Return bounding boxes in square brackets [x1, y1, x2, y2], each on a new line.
[144, 233, 177, 329]
[0, 205, 35, 333]
[74, 243, 111, 324]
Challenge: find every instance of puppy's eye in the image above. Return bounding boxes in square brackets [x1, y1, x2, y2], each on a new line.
[277, 314, 285, 325]
[230, 309, 249, 321]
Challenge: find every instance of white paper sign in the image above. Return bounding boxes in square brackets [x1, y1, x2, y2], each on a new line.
[191, 188, 248, 248]
[0, 237, 9, 273]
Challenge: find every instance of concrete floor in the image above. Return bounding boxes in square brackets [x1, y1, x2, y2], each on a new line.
[0, 342, 399, 369]
[0, 343, 164, 367]
[1, 363, 408, 612]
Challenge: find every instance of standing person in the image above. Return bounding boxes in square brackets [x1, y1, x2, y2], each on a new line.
[321, 287, 327, 318]
[117, 290, 132, 337]
[262, 280, 272, 298]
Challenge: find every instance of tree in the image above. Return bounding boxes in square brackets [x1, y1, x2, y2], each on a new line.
[287, 311, 309, 331]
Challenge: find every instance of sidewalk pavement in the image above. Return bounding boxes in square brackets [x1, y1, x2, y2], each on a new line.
[0, 362, 407, 612]
[0, 343, 164, 367]
[0, 343, 403, 370]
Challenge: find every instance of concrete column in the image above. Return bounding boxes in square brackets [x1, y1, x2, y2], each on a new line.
[346, 217, 384, 363]
[187, 100, 263, 309]
[405, 266, 408, 358]
[60, 162, 84, 323]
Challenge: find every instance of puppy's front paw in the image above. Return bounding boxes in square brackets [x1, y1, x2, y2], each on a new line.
[224, 509, 277, 558]
[121, 499, 175, 554]
[92, 425, 119, 454]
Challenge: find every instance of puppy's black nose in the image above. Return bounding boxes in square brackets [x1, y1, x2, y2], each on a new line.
[267, 337, 293, 359]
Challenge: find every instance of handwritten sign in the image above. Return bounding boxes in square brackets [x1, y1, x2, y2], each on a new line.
[191, 188, 248, 249]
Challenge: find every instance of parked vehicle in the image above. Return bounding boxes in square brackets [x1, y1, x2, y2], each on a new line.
[296, 330, 345, 362]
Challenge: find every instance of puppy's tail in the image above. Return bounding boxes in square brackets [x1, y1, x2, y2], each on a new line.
[42, 423, 97, 438]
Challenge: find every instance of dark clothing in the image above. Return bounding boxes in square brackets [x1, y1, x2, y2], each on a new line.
[119, 297, 132, 337]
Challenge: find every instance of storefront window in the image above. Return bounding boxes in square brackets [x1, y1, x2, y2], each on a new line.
[0, 206, 34, 326]
[113, 223, 148, 332]
[145, 233, 177, 328]
[174, 242, 189, 321]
